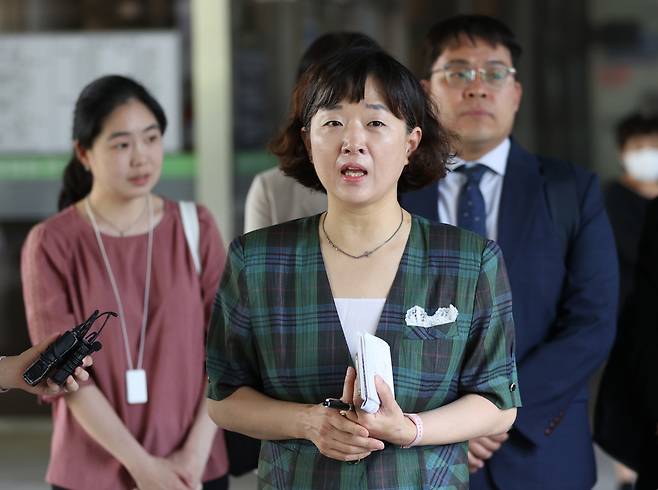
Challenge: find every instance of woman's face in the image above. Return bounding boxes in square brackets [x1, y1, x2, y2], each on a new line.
[78, 98, 163, 201]
[306, 77, 421, 208]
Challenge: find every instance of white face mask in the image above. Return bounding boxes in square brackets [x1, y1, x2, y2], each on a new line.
[623, 148, 658, 182]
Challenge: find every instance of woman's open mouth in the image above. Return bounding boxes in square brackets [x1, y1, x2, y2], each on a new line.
[340, 164, 368, 181]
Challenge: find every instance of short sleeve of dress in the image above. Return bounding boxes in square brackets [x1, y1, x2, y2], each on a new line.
[206, 236, 260, 401]
[21, 223, 77, 344]
[21, 221, 96, 397]
[458, 240, 522, 410]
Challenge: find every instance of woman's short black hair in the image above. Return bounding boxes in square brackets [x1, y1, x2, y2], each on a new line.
[58, 75, 167, 210]
[269, 47, 451, 193]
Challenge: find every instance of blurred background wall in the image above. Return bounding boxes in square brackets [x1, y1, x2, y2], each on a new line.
[0, 0, 656, 416]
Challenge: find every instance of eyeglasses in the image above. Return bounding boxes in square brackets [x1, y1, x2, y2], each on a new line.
[433, 63, 517, 89]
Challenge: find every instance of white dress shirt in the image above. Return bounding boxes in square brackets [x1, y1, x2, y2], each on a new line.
[437, 138, 511, 241]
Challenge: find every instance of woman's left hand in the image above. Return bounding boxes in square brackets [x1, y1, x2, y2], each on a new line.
[166, 447, 205, 490]
[345, 374, 417, 447]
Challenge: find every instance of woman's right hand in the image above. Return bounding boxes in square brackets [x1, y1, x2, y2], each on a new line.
[129, 454, 195, 490]
[305, 367, 385, 462]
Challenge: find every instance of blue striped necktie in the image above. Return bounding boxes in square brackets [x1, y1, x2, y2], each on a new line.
[455, 164, 488, 237]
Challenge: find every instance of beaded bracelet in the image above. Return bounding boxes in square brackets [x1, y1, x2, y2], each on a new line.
[400, 413, 423, 448]
[0, 356, 9, 393]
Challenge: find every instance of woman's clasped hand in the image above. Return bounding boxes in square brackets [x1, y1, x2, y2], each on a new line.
[307, 367, 384, 462]
[309, 367, 417, 462]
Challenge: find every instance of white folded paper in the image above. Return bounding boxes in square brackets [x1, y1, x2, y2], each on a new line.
[405, 304, 458, 328]
[355, 333, 394, 414]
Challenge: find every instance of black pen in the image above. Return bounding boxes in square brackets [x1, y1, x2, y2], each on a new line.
[322, 398, 353, 411]
[323, 398, 361, 464]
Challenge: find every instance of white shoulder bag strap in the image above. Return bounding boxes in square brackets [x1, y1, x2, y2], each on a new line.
[179, 201, 201, 275]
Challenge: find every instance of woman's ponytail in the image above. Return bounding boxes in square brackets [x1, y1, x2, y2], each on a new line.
[58, 156, 92, 211]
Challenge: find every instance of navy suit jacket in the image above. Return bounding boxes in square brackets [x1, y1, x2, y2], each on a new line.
[401, 140, 619, 490]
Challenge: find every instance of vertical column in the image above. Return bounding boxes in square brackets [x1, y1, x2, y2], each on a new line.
[191, 0, 233, 241]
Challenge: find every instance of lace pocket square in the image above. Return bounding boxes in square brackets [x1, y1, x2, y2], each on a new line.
[405, 304, 458, 328]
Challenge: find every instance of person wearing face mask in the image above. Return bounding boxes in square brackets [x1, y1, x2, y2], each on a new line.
[605, 112, 658, 310]
[595, 112, 658, 490]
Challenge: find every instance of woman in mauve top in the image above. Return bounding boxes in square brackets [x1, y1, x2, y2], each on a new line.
[21, 76, 229, 490]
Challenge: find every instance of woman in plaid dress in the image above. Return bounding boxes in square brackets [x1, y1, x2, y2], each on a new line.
[207, 47, 521, 489]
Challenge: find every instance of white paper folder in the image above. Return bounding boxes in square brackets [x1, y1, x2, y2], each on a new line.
[355, 333, 395, 413]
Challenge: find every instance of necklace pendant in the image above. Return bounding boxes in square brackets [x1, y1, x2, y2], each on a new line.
[321, 207, 404, 260]
[126, 369, 148, 404]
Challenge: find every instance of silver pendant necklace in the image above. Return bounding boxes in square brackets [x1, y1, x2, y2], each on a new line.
[86, 198, 147, 237]
[321, 207, 404, 259]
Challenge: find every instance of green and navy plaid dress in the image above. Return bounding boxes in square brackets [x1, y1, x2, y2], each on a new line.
[207, 214, 521, 489]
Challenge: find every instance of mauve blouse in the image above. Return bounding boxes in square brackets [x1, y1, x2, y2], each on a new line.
[21, 199, 229, 490]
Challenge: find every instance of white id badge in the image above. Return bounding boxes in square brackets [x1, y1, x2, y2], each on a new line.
[126, 369, 148, 404]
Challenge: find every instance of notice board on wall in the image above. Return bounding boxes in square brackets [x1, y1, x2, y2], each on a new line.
[0, 31, 181, 154]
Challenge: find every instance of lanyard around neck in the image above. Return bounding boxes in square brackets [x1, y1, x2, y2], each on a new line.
[85, 196, 154, 371]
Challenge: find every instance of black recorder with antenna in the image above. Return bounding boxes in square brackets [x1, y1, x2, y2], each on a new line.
[23, 310, 117, 386]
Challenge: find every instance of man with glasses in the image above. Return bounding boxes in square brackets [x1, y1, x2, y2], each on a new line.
[402, 14, 618, 490]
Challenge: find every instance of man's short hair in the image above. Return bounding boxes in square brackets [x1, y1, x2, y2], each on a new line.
[616, 112, 658, 148]
[422, 14, 522, 79]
